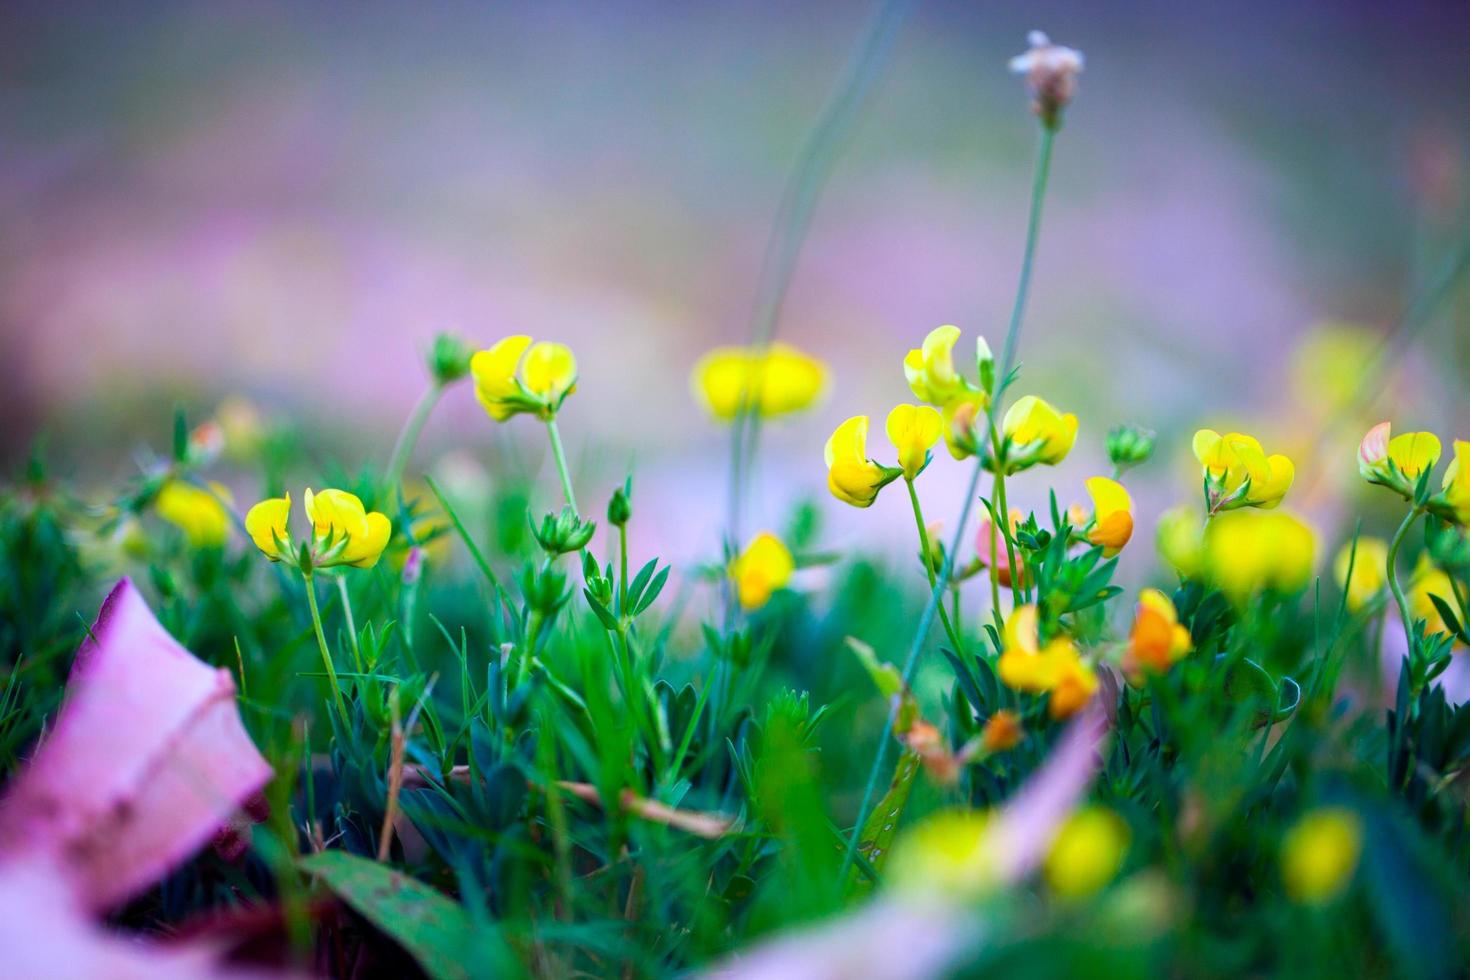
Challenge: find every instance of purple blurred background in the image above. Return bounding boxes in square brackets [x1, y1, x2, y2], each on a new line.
[3, 1, 1468, 564]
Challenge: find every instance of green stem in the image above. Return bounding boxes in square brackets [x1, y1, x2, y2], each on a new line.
[838, 121, 1057, 887]
[618, 523, 630, 618]
[545, 418, 579, 516]
[383, 383, 443, 495]
[905, 478, 962, 653]
[336, 574, 362, 673]
[303, 573, 350, 725]
[989, 443, 1023, 605]
[1386, 506, 1423, 666]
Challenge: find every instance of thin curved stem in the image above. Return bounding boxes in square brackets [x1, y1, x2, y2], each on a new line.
[1386, 506, 1423, 662]
[383, 383, 443, 496]
[304, 573, 350, 725]
[905, 477, 963, 654]
[545, 418, 579, 516]
[839, 122, 1058, 886]
[336, 574, 362, 673]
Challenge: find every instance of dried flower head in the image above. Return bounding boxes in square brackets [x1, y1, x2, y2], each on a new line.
[1009, 30, 1084, 128]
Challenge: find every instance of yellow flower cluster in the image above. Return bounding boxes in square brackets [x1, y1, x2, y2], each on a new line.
[1123, 589, 1192, 678]
[245, 488, 392, 571]
[470, 335, 578, 422]
[1359, 422, 1470, 523]
[154, 480, 232, 548]
[692, 343, 827, 421]
[1192, 429, 1294, 512]
[997, 605, 1096, 719]
[728, 532, 794, 610]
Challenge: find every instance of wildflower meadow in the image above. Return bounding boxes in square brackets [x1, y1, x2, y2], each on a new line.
[4, 8, 1470, 980]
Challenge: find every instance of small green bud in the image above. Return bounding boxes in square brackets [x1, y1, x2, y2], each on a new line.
[428, 332, 473, 386]
[521, 564, 570, 616]
[607, 476, 633, 527]
[976, 336, 995, 395]
[1426, 517, 1470, 573]
[530, 506, 596, 556]
[1106, 424, 1156, 470]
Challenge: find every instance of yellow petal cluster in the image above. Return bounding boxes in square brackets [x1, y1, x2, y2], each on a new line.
[692, 343, 828, 421]
[1192, 429, 1294, 510]
[1001, 395, 1078, 471]
[1083, 476, 1133, 557]
[729, 532, 794, 610]
[470, 336, 577, 422]
[1202, 510, 1315, 603]
[155, 480, 231, 549]
[904, 325, 992, 460]
[885, 404, 943, 480]
[245, 488, 391, 570]
[1332, 537, 1388, 613]
[997, 605, 1097, 719]
[1044, 806, 1130, 899]
[824, 416, 894, 508]
[1438, 440, 1470, 524]
[1125, 589, 1192, 676]
[1281, 807, 1362, 904]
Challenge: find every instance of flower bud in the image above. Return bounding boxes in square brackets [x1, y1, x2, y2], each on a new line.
[607, 477, 633, 527]
[1106, 424, 1156, 470]
[428, 332, 473, 386]
[531, 506, 596, 556]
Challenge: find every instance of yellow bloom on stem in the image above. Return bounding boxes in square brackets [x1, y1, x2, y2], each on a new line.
[1001, 395, 1078, 471]
[245, 493, 292, 560]
[1433, 439, 1470, 524]
[1202, 510, 1316, 603]
[939, 389, 989, 460]
[1156, 505, 1204, 579]
[305, 488, 392, 569]
[824, 416, 896, 508]
[885, 404, 943, 480]
[1125, 589, 1192, 676]
[1358, 421, 1443, 502]
[729, 532, 794, 610]
[905, 325, 974, 406]
[1409, 554, 1461, 641]
[1084, 476, 1133, 557]
[691, 342, 828, 420]
[1192, 429, 1294, 510]
[1281, 807, 1362, 904]
[981, 709, 1024, 752]
[1332, 537, 1388, 613]
[1045, 806, 1130, 899]
[997, 605, 1097, 719]
[470, 335, 577, 422]
[155, 480, 231, 548]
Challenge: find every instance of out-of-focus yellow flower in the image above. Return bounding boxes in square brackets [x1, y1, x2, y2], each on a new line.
[155, 480, 232, 548]
[904, 325, 989, 406]
[1192, 429, 1294, 510]
[729, 532, 794, 610]
[1000, 395, 1078, 472]
[888, 808, 998, 900]
[470, 336, 577, 422]
[1291, 322, 1377, 416]
[1333, 538, 1388, 613]
[1202, 510, 1316, 603]
[997, 605, 1097, 719]
[245, 488, 391, 570]
[1125, 589, 1192, 676]
[1044, 806, 1129, 899]
[1281, 807, 1362, 904]
[824, 416, 897, 508]
[1084, 476, 1133, 557]
[981, 709, 1024, 753]
[691, 343, 828, 420]
[1156, 505, 1204, 579]
[1410, 554, 1461, 641]
[885, 404, 943, 480]
[1433, 439, 1470, 525]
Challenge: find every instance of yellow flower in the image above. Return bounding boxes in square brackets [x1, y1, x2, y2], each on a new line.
[1434, 439, 1470, 524]
[981, 709, 1024, 753]
[729, 532, 794, 610]
[1202, 510, 1316, 603]
[1125, 589, 1192, 676]
[470, 336, 577, 422]
[155, 480, 231, 548]
[691, 343, 828, 420]
[1156, 505, 1204, 579]
[939, 389, 988, 460]
[824, 416, 896, 508]
[904, 325, 989, 406]
[1357, 421, 1441, 501]
[245, 492, 292, 560]
[997, 605, 1097, 719]
[245, 488, 391, 570]
[1001, 395, 1078, 472]
[1410, 554, 1461, 641]
[1281, 807, 1362, 904]
[1192, 429, 1294, 510]
[1084, 476, 1133, 557]
[1332, 537, 1388, 613]
[1044, 806, 1130, 899]
[888, 808, 999, 900]
[885, 404, 943, 480]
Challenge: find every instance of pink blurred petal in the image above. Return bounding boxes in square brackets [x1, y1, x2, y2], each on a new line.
[709, 706, 1109, 980]
[0, 578, 272, 910]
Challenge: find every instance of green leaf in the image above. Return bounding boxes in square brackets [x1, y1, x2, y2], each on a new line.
[849, 749, 921, 895]
[634, 565, 671, 615]
[583, 590, 621, 631]
[300, 852, 514, 980]
[1427, 593, 1470, 644]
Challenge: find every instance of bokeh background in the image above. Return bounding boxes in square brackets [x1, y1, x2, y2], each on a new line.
[4, 0, 1469, 573]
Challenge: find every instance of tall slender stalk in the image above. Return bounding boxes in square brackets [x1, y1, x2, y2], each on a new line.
[1385, 506, 1423, 665]
[724, 0, 915, 571]
[336, 574, 362, 673]
[303, 573, 350, 725]
[905, 477, 963, 653]
[838, 123, 1058, 885]
[383, 383, 443, 495]
[545, 418, 579, 516]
